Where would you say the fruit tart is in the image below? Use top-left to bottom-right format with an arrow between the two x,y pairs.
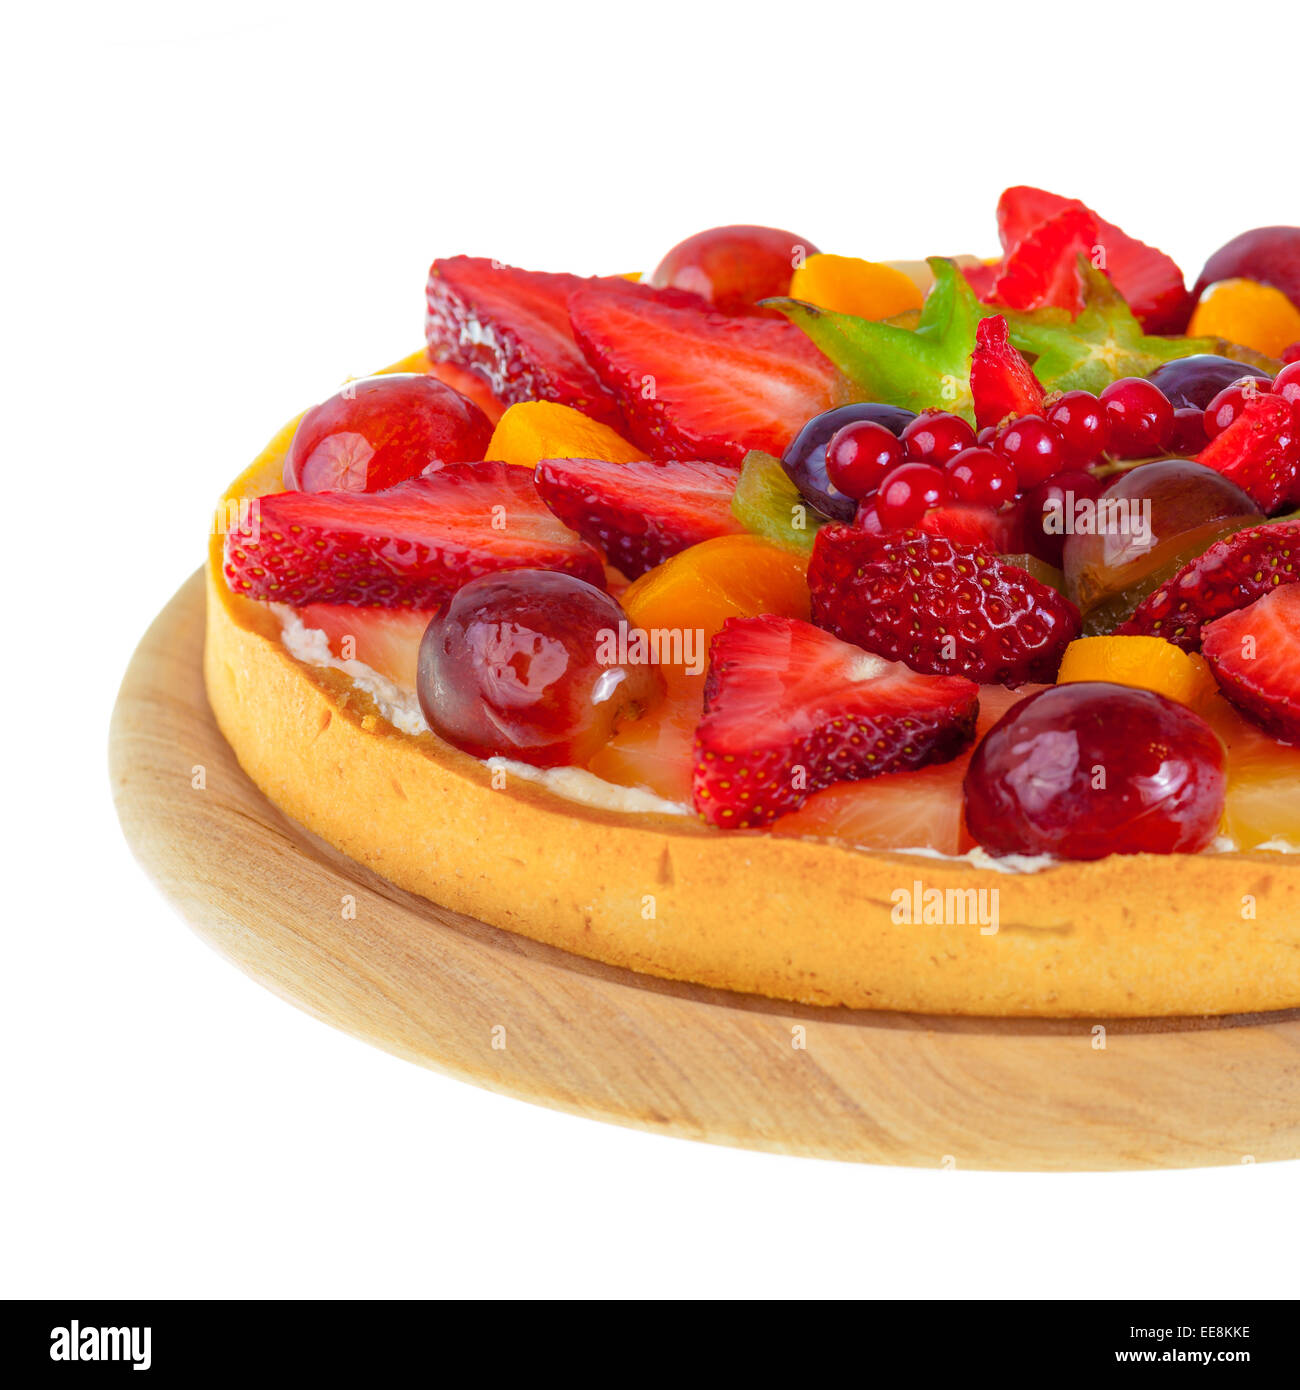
206,192 -> 1300,1017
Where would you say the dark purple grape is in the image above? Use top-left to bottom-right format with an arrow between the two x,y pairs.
782,403 -> 917,521
1146,355 -> 1272,410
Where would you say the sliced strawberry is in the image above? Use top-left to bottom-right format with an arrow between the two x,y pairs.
425,258 -> 699,428
809,527 -> 1081,685
918,502 -> 1027,553
424,358 -> 507,424
534,458 -> 744,578
692,615 -> 978,829
1195,394 -> 1300,514
983,186 -> 1193,333
223,463 -> 604,609
1118,520 -> 1300,652
568,290 -> 842,464
295,603 -> 435,688
1203,585 -> 1300,742
969,315 -> 1046,429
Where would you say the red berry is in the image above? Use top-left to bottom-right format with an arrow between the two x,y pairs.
1170,406 -> 1209,455
1283,343 -> 1300,365
995,414 -> 1064,487
1204,377 -> 1275,441
1018,468 -> 1104,568
1045,390 -> 1109,466
1271,359 -> 1300,410
1099,377 -> 1174,458
900,410 -> 977,465
963,684 -> 1226,860
875,463 -> 950,529
648,225 -> 819,315
824,420 -> 904,500
976,425 -> 999,447
944,447 -> 1018,508
853,499 -> 886,534
1202,585 -> 1300,742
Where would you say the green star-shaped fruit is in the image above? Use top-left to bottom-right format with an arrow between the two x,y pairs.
1000,263 -> 1217,394
765,257 -> 983,422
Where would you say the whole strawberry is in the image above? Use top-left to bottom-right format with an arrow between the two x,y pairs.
809,527 -> 1081,685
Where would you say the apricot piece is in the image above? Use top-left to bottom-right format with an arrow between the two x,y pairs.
486,400 -> 645,469
1056,636 -> 1218,710
788,254 -> 924,320
1188,279 -> 1300,359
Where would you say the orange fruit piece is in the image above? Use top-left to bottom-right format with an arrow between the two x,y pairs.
486,400 -> 645,469
1188,278 -> 1300,359
788,253 -> 923,320
587,672 -> 705,804
1056,635 -> 1217,709
621,535 -> 811,677
770,684 -> 1045,854
1200,695 -> 1300,850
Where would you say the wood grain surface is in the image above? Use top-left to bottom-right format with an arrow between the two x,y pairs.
108,571 -> 1300,1170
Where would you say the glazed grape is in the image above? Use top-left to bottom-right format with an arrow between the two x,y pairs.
875,463 -> 949,529
963,683 -> 1227,859
783,403 -> 917,521
996,414 -> 1065,487
1098,377 -> 1173,459
1204,377 -> 1274,440
284,374 -> 493,493
824,420 -> 904,500
648,224 -> 819,315
1169,407 -> 1210,455
417,570 -> 662,767
1045,391 -> 1109,467
944,447 -> 1018,508
900,411 -> 977,465
1145,354 -> 1272,410
1018,468 -> 1104,568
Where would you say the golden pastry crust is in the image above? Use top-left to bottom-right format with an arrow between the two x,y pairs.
203,361 -> 1300,1017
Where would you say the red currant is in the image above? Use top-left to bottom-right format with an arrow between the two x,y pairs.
1283,343 -> 1300,365
1204,377 -> 1274,440
1271,359 -> 1300,410
824,420 -> 904,500
944,447 -> 1018,508
899,410 -> 977,465
853,499 -> 886,534
1045,390 -> 1109,466
1018,469 -> 1104,568
875,463 -> 950,529
1098,377 -> 1174,459
1170,406 -> 1209,455
976,425 -> 999,448
995,414 -> 1064,488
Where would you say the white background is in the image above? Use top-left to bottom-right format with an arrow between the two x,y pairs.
3,1 -> 1298,1300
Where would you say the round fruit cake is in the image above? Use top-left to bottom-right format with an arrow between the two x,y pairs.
205,193 -> 1300,1017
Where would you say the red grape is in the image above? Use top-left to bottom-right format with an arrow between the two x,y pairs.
1169,407 -> 1209,455
963,683 -> 1226,859
649,224 -> 819,315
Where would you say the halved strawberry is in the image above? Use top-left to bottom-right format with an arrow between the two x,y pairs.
1202,584 -> 1300,741
1118,520 -> 1300,652
294,603 -> 435,689
918,502 -> 1027,553
979,186 -> 1193,333
969,315 -> 1046,429
692,615 -> 979,829
1195,394 -> 1300,514
223,463 -> 604,608
534,458 -> 744,578
568,290 -> 842,464
424,358 -> 507,424
809,527 -> 1081,685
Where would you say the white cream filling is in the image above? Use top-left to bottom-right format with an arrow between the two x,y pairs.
274,608 -> 1300,869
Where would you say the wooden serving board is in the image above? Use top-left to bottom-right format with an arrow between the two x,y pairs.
110,572 -> 1300,1171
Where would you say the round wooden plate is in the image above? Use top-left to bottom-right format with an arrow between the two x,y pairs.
110,571 -> 1300,1171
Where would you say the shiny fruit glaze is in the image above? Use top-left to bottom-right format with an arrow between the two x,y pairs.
417,570 -> 662,767
1098,377 -> 1173,459
782,402 -> 917,521
963,682 -> 1227,859
824,420 -> 904,500
283,374 -> 492,492
648,224 -> 819,315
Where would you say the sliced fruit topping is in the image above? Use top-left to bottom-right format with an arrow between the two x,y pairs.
692,615 -> 979,829
424,359 -> 507,424
534,457 -> 742,578
1201,694 -> 1300,850
487,400 -> 644,470
621,534 -> 810,679
787,254 -> 924,320
224,463 -> 604,609
1201,584 -> 1300,742
417,570 -> 662,768
1188,278 -> 1300,360
295,603 -> 436,690
1056,634 -> 1216,709
586,671 -> 704,805
768,257 -> 983,421
649,224 -> 818,315
970,316 -> 1046,429
782,402 -> 916,521
985,186 -> 1194,334
283,374 -> 492,493
809,528 -> 1081,685
730,449 -> 828,556
963,683 -> 1226,859
1195,393 -> 1299,514
769,682 -> 1042,854
568,289 -> 842,464
917,501 -> 1026,553
1117,519 -> 1300,651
